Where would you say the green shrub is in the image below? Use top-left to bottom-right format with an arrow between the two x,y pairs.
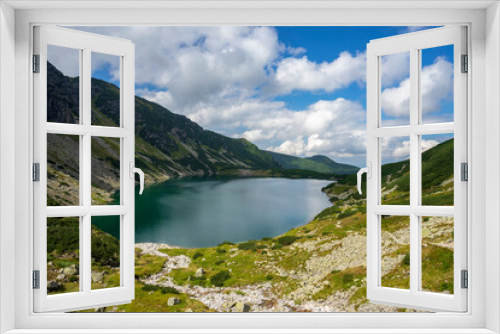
215,260 -> 225,265
211,270 -> 231,287
192,252 -> 203,260
216,248 -> 227,254
256,244 -> 267,249
68,275 -> 78,282
266,274 -> 274,281
271,244 -> 283,250
218,241 -> 235,246
261,251 -> 268,255
338,211 -> 356,219
343,273 -> 354,284
141,284 -> 161,292
277,236 -> 299,246
403,254 -> 410,266
331,270 -> 341,274
315,206 -> 342,220
237,241 -> 257,251
261,237 -> 272,241
161,287 -> 180,295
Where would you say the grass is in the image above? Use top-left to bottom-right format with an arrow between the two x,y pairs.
312,267 -> 366,301
421,244 -> 454,293
134,252 -> 167,278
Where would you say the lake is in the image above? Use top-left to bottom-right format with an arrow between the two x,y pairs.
93,177 -> 333,248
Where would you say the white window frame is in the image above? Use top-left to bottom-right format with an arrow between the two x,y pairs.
33,26 -> 136,312
0,1 -> 499,333
366,26 -> 467,312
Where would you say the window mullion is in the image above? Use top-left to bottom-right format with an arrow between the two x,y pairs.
82,48 -> 92,294
409,47 -> 420,294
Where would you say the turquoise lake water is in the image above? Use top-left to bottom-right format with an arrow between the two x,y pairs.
93,177 -> 332,248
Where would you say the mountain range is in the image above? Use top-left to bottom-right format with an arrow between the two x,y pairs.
46,61 -> 358,194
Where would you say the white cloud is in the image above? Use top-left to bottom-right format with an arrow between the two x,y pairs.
421,139 -> 440,152
47,45 -> 80,77
381,52 -> 410,87
381,57 -> 453,119
381,138 -> 441,163
286,46 -> 307,56
269,51 -> 366,95
271,136 -> 307,156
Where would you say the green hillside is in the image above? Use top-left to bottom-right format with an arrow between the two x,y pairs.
307,155 -> 359,174
324,138 -> 454,206
266,151 -> 358,175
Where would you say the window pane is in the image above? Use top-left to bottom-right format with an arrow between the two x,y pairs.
91,137 -> 120,205
421,216 -> 454,294
421,134 -> 454,206
380,51 -> 410,127
91,52 -> 121,127
47,45 -> 80,124
421,45 -> 454,124
47,134 -> 79,206
380,215 -> 410,290
91,215 -> 121,290
381,137 -> 410,205
47,217 -> 80,295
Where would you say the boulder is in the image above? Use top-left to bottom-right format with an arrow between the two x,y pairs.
56,274 -> 66,281
63,265 -> 78,276
195,268 -> 205,278
168,297 -> 181,306
47,280 -> 60,291
91,272 -> 104,283
231,302 -> 251,312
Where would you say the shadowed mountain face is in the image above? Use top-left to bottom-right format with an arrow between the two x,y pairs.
47,62 -> 282,183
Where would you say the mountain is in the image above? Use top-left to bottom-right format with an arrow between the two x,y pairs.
47,62 -> 280,180
266,151 -> 359,175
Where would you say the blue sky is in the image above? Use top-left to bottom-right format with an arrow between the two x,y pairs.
50,26 -> 455,167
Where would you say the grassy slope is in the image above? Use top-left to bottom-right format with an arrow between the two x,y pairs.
48,138 -> 454,312
101,140 -> 454,312
266,150 -> 358,175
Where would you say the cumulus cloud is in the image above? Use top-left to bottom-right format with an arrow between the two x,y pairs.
381,57 -> 453,119
381,52 -> 410,87
47,45 -> 80,77
381,138 -> 441,163
262,99 -> 367,159
269,51 -> 366,95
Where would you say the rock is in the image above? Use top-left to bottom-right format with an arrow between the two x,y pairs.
168,297 -> 181,306
47,280 -> 59,291
195,268 -> 205,278
185,308 -> 193,312
63,265 -> 78,276
231,302 -> 251,312
56,274 -> 66,281
91,272 -> 104,283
